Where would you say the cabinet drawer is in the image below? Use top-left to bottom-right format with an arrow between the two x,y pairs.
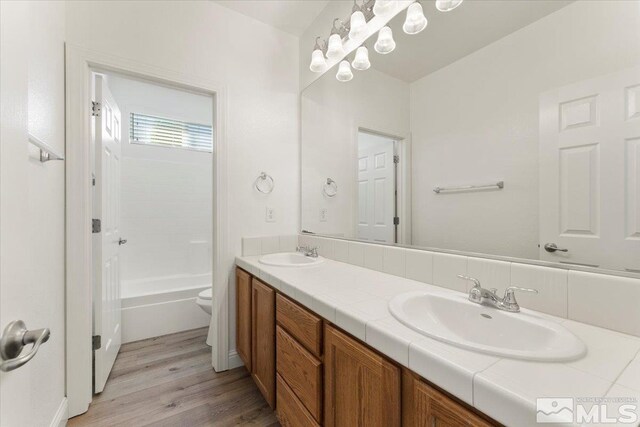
276,294 -> 322,357
276,374 -> 320,427
276,326 -> 323,423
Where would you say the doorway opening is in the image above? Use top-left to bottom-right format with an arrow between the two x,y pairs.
66,46 -> 229,418
356,129 -> 405,244
90,70 -> 215,394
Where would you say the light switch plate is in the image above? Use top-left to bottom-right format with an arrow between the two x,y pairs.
320,208 -> 328,222
266,206 -> 276,222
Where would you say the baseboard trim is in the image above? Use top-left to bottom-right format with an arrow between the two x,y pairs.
228,350 -> 244,369
50,397 -> 68,427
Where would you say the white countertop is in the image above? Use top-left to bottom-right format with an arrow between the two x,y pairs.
236,255 -> 640,427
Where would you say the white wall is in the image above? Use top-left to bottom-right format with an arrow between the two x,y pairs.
66,0 -> 300,356
106,74 -> 213,287
0,1 -> 67,426
410,0 -> 640,259
301,68 -> 409,236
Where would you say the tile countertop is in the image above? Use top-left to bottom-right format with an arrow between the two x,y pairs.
236,256 -> 640,427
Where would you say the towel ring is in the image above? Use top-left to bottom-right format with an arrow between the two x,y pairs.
255,172 -> 274,194
323,178 -> 338,197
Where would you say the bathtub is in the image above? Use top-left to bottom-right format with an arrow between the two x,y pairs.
121,273 -> 211,343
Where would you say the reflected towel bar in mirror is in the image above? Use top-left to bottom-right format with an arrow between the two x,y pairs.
433,181 -> 504,194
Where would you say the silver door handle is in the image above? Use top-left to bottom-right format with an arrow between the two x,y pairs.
119,238 -> 127,245
0,320 -> 50,372
544,243 -> 568,253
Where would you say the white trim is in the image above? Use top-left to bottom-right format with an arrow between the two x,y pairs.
228,350 -> 244,370
49,398 -> 68,427
65,44 -> 230,416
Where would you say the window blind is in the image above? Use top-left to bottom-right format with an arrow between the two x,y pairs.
130,112 -> 213,152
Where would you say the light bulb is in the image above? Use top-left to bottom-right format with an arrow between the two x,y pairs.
309,49 -> 327,73
352,46 -> 371,71
374,26 -> 396,55
349,10 -> 366,40
326,34 -> 345,59
403,2 -> 427,35
336,60 -> 353,82
373,0 -> 396,17
435,0 -> 463,12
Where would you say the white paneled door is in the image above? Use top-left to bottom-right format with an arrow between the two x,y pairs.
539,66 -> 640,271
357,132 -> 396,243
93,75 -> 123,393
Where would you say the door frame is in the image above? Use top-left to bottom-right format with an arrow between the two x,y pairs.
65,44 -> 230,417
354,127 -> 412,245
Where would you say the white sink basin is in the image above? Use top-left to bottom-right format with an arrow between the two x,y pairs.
259,252 -> 324,267
389,291 -> 586,362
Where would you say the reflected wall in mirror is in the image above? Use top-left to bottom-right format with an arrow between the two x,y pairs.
301,0 -> 640,273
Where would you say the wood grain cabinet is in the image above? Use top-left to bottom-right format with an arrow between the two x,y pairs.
236,265 -> 498,427
251,278 -> 276,408
324,324 -> 401,427
235,268 -> 252,371
402,370 -> 497,427
275,294 -> 324,424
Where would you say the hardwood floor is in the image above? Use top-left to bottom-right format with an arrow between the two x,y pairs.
69,328 -> 280,427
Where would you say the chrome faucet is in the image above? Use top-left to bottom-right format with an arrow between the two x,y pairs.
296,245 -> 319,258
457,275 -> 538,313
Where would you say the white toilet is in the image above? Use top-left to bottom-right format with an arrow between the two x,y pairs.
196,288 -> 214,346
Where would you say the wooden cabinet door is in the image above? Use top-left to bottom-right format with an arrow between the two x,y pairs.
402,370 -> 496,427
236,268 -> 252,371
252,278 -> 276,408
324,324 -> 401,427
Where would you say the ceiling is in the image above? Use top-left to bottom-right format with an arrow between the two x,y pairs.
367,0 -> 573,82
214,0 -> 330,36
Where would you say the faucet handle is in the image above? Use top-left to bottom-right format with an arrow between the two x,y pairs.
502,286 -> 538,312
457,275 -> 481,288
504,286 -> 538,298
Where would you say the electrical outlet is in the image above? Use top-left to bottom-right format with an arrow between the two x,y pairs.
266,206 -> 276,223
319,208 -> 328,222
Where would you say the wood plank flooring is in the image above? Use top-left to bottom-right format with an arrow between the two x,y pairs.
69,328 -> 279,427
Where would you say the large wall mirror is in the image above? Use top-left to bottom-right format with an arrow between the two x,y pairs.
301,0 -> 640,274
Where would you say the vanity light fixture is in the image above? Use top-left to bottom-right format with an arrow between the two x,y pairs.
336,60 -> 354,82
352,45 -> 371,70
403,1 -> 428,34
373,0 -> 397,17
326,19 -> 348,59
349,9 -> 367,40
374,26 -> 396,54
309,37 -> 328,73
435,0 -> 463,12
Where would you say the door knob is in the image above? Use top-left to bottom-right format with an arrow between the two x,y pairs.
118,238 -> 127,245
0,320 -> 50,372
544,243 -> 568,253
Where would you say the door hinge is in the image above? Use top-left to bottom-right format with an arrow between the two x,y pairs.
393,155 -> 400,164
91,101 -> 101,117
92,218 -> 101,233
92,335 -> 102,350
393,216 -> 400,225
92,173 -> 96,187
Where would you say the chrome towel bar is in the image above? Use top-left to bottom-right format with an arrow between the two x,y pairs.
29,133 -> 64,162
433,181 -> 504,194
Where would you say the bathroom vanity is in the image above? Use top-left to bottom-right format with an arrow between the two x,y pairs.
236,248 -> 640,427
237,265 -> 499,426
